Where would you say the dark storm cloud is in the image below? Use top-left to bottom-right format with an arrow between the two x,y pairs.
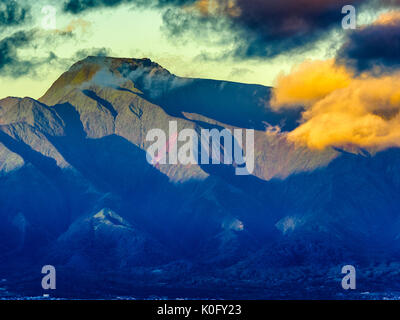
159,0 -> 379,59
160,0 -> 380,59
63,0 -> 196,14
337,21 -> 400,73
227,0 -> 369,58
0,0 -> 30,27
228,0 -> 400,62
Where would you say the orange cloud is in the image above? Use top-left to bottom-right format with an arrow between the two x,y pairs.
193,0 -> 241,17
374,10 -> 400,25
55,19 -> 91,35
272,60 -> 400,150
271,59 -> 352,109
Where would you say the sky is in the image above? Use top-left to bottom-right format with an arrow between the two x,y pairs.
0,0 -> 381,100
2,0 -> 400,150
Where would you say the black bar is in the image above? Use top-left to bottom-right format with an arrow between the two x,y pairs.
1,300 -> 397,318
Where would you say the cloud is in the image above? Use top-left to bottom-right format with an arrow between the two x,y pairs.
159,0 -> 380,59
337,11 -> 400,73
79,66 -> 126,90
0,30 -> 37,77
222,0 -> 368,58
373,10 -> 400,24
63,0 -> 127,14
271,59 -> 352,109
269,10 -> 400,151
271,60 -> 400,150
62,0 -> 196,14
59,0 -> 400,62
0,0 -> 30,27
228,67 -> 253,78
289,73 -> 400,150
61,0 -> 400,59
161,5 -> 234,50
123,64 -> 193,98
73,47 -> 111,60
0,28 -> 75,78
158,0 -> 400,60
54,18 -> 91,34
0,8 -> 97,79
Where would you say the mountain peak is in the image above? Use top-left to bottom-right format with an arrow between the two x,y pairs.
39,55 -> 172,105
93,208 -> 131,228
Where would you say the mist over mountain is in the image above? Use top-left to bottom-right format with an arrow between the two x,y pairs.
1,56 -> 400,299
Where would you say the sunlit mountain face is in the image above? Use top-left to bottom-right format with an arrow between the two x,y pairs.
2,1 -> 400,299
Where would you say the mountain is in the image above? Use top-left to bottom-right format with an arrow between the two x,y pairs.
1,56 -> 400,299
52,208 -> 171,270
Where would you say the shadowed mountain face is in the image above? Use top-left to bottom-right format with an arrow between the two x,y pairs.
1,56 -> 400,299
